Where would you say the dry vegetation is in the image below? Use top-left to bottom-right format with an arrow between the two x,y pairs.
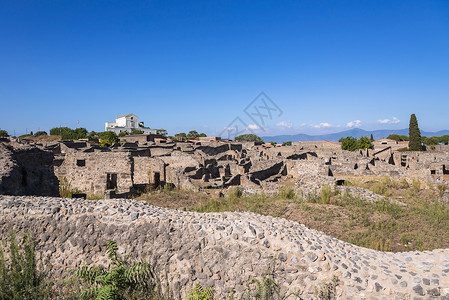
138,177 -> 449,253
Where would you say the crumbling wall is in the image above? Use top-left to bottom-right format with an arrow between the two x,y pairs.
0,143 -> 58,196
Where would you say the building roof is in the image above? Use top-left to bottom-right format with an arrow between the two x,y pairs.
117,113 -> 134,119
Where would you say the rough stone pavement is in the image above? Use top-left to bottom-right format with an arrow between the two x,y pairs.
0,195 -> 448,299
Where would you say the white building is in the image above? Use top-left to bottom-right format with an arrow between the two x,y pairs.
105,113 -> 161,135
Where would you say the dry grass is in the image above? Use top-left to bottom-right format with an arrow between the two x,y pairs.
136,178 -> 449,252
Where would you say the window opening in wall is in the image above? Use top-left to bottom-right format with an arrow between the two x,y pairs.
76,159 -> 86,167
107,173 -> 118,190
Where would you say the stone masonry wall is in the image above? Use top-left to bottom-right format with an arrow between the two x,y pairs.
1,195 -> 448,300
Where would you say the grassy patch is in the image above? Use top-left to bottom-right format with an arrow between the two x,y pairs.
138,176 -> 449,252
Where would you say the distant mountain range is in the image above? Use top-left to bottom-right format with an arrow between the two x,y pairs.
261,128 -> 449,143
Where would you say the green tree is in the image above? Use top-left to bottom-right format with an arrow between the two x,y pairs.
440,135 -> 449,145
198,133 -> 207,137
174,132 -> 187,141
269,141 -> 276,146
88,131 -> 98,139
118,131 -> 128,137
0,130 -> 9,137
234,134 -> 264,143
49,127 -> 88,140
187,130 -> 200,140
99,131 -> 119,147
356,136 -> 372,150
370,133 -> 374,142
425,136 -> 440,146
400,135 -> 409,141
282,141 -> 292,146
408,114 -> 422,151
74,128 -> 88,139
339,136 -> 358,151
156,129 -> 167,136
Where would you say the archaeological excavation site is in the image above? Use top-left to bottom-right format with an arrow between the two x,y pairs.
1,134 -> 449,299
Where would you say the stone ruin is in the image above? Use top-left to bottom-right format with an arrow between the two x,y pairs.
2,137 -> 449,299
1,137 -> 449,198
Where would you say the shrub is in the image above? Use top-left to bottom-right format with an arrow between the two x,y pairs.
0,233 -> 53,299
186,284 -> 213,300
118,131 -> 128,137
320,185 -> 332,204
438,184 -> 447,197
279,186 -> 295,199
74,240 -> 156,300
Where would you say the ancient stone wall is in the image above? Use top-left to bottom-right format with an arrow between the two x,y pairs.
0,143 -> 58,196
54,150 -> 134,195
1,195 -> 448,299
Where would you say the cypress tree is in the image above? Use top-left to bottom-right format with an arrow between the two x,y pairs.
408,113 -> 422,151
370,133 -> 374,142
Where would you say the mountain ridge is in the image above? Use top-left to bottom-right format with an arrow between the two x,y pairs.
261,128 -> 449,143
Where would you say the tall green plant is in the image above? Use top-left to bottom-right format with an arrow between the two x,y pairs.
408,114 -> 422,151
74,240 -> 156,300
0,233 -> 52,300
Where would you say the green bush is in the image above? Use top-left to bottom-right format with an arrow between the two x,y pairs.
74,240 -> 157,300
186,284 -> 213,300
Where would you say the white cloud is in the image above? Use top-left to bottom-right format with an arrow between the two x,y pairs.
300,123 -> 307,127
312,122 -> 332,128
247,124 -> 260,130
276,121 -> 293,128
346,120 -> 362,128
378,117 -> 400,124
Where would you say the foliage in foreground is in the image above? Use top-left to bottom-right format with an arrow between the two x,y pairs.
74,240 -> 157,300
0,233 -> 52,300
186,284 -> 213,300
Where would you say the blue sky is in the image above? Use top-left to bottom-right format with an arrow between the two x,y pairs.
1,1 -> 448,137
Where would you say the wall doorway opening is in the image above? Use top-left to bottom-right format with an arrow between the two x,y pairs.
153,172 -> 160,188
107,173 -> 118,190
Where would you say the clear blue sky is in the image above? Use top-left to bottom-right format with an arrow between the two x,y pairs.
1,1 -> 448,137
